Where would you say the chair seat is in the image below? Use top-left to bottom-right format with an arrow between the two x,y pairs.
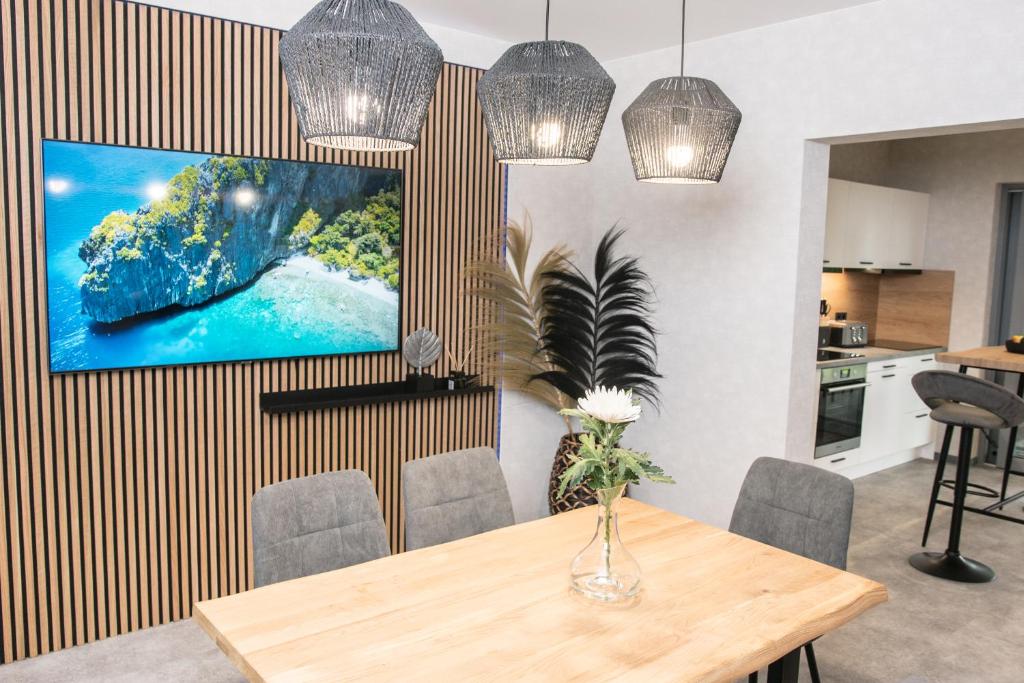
930,402 -> 1007,429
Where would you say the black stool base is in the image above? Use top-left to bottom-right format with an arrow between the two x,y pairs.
909,551 -> 995,583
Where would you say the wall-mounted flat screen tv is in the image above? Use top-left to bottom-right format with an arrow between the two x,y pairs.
43,140 -> 402,373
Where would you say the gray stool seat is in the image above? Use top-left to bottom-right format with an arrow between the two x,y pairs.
913,370 -> 1024,429
930,403 -> 1006,430
402,447 -> 514,551
252,470 -> 390,588
911,370 -> 1024,583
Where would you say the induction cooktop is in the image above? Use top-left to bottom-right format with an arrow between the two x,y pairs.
817,350 -> 866,362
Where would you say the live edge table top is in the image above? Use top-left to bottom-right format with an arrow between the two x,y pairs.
194,499 -> 887,683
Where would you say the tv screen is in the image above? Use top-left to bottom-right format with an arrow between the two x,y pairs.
42,140 -> 402,373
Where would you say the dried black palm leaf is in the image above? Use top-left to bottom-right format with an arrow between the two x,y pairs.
533,227 -> 661,407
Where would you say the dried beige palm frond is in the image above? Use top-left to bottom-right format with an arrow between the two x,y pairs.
464,216 -> 573,431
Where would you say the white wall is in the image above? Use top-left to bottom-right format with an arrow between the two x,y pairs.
506,0 -> 1024,527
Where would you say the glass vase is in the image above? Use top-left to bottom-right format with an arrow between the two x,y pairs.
569,484 -> 641,603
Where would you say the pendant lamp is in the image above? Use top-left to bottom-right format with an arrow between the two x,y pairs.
622,0 -> 741,183
477,0 -> 615,165
280,0 -> 443,152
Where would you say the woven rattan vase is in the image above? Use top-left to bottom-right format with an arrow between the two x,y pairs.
548,433 -> 599,514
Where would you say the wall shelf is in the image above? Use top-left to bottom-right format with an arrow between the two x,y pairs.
260,379 -> 494,414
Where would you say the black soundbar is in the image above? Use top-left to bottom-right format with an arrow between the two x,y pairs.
260,379 -> 494,414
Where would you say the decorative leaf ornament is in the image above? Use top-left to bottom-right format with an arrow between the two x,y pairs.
403,328 -> 442,374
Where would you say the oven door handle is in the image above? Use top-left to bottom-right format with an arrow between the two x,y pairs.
825,382 -> 869,394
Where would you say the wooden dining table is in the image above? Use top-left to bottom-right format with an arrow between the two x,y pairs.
195,499 -> 887,682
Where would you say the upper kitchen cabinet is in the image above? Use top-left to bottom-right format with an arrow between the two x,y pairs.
824,179 -> 930,270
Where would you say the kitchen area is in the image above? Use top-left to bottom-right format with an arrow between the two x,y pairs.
812,129 -> 1024,490
813,174 -> 953,477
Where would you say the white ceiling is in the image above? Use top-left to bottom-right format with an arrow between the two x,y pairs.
403,0 -> 880,61
150,0 -> 880,61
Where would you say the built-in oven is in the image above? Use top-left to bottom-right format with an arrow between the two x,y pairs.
815,363 -> 868,459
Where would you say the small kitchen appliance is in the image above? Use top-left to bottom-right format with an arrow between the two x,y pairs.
829,319 -> 869,348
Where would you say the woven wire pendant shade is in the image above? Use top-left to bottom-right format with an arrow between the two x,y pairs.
477,40 -> 615,165
622,76 -> 741,184
279,0 -> 443,152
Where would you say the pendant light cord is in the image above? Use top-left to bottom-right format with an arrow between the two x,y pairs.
545,0 -> 551,41
680,0 -> 686,76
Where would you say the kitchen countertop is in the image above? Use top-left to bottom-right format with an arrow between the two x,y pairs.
816,344 -> 946,369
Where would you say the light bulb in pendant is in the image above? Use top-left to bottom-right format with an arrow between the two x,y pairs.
665,145 -> 694,168
533,121 -> 562,149
345,93 -> 369,124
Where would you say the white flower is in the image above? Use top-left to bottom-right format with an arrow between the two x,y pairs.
577,386 -> 642,424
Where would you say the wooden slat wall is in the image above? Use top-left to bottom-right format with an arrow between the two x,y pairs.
0,0 -> 503,663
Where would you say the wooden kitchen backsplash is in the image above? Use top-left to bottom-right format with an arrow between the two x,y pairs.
820,271 -> 881,332
820,270 -> 954,347
876,271 -> 955,346
0,0 -> 504,663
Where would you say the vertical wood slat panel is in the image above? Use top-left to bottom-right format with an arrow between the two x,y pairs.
0,0 -> 502,664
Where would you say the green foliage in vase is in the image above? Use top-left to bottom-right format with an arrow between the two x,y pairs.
557,387 -> 674,496
556,415 -> 674,495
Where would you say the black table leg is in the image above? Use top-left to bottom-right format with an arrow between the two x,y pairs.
766,648 -> 801,683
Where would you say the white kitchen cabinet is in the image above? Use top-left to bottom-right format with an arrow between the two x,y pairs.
823,179 -> 930,270
826,354 -> 937,477
823,179 -> 851,268
860,366 -> 904,456
888,190 -> 930,269
896,354 -> 937,414
845,182 -> 894,268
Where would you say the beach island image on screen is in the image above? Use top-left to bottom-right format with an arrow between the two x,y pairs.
43,141 -> 402,372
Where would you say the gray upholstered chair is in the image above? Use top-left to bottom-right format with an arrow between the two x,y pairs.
402,446 -> 515,551
730,456 -> 855,683
251,470 -> 390,588
912,370 -> 1024,583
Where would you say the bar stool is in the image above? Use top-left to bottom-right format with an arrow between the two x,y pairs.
911,370 -> 1024,583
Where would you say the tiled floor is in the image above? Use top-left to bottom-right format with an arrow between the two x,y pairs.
1,459 -> 1022,682
803,459 -> 1024,682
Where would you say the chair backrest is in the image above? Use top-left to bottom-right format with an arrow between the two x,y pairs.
912,370 -> 1024,429
251,469 -> 390,588
729,457 -> 854,570
402,447 -> 514,551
